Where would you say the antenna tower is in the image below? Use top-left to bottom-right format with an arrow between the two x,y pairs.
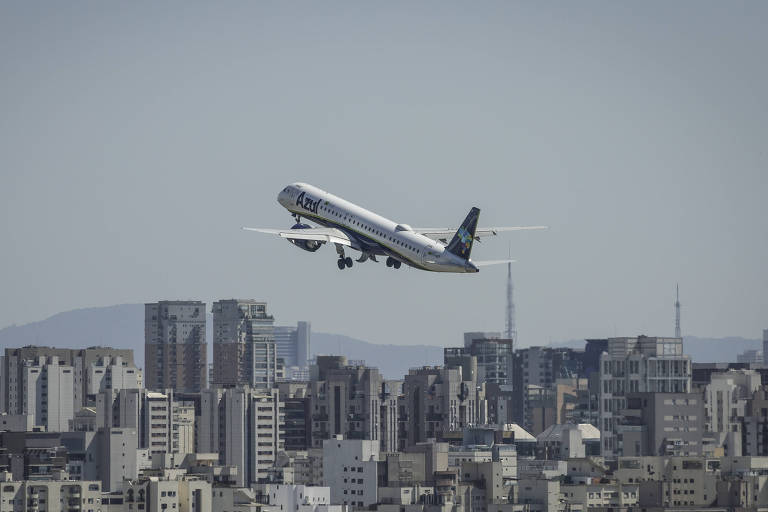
674,284 -> 681,338
505,260 -> 517,347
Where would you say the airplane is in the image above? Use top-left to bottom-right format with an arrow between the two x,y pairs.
244,182 -> 546,273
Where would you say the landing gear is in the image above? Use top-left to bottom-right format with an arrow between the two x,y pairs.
336,243 -> 354,270
386,257 -> 401,269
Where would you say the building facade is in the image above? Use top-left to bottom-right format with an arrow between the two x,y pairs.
199,386 -> 283,486
599,336 -> 692,458
309,356 -> 383,449
274,321 -> 311,370
144,301 -> 207,392
402,365 -> 479,448
1,346 -> 138,418
212,299 -> 280,389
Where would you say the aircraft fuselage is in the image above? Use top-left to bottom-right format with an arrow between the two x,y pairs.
277,183 -> 477,273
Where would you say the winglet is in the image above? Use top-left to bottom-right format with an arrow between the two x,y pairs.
243,227 -> 281,234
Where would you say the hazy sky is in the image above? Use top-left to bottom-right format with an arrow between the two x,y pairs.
1,2 -> 766,349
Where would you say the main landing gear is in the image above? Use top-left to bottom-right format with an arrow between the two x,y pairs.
337,256 -> 353,270
335,244 -> 353,270
386,257 -> 401,269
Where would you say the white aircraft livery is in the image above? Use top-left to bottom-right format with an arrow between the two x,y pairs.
244,183 -> 546,273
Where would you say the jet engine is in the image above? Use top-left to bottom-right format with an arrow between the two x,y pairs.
287,223 -> 324,252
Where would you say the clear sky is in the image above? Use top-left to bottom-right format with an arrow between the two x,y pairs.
1,1 -> 766,348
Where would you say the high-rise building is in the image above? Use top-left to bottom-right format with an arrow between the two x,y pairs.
322,437 -> 380,507
704,369 -> 761,456
199,386 -> 283,486
95,388 -> 195,460
379,380 -> 402,453
459,333 -> 514,386
309,356 -> 383,449
599,336 -> 691,458
445,333 -> 513,427
737,349 -> 763,364
743,387 -> 768,455
618,392 -> 704,457
464,332 -> 501,346
675,284 -> 682,338
2,346 -> 138,415
763,329 -> 768,366
21,356 -> 75,431
212,299 -> 280,389
85,355 -> 142,396
277,381 -> 311,452
402,364 -> 479,447
144,301 -> 207,392
100,427 -> 140,491
274,321 -> 311,370
511,346 -> 584,430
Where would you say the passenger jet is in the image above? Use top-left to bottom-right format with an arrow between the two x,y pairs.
244,183 -> 546,273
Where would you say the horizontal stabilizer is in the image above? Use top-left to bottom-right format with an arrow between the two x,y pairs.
472,259 -> 516,267
417,225 -> 548,242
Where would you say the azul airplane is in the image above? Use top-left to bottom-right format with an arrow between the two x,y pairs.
244,183 -> 546,273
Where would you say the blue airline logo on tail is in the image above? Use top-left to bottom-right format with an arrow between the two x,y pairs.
457,227 -> 472,246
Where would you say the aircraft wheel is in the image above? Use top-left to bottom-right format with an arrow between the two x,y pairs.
337,259 -> 346,270
393,260 -> 401,269
386,258 -> 393,267
345,257 -> 353,268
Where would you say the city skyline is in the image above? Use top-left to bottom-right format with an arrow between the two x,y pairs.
1,287 -> 767,510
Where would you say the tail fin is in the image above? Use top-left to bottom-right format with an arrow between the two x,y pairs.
445,207 -> 480,260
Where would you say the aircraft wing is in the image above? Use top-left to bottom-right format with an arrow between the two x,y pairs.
242,227 -> 352,246
415,226 -> 548,242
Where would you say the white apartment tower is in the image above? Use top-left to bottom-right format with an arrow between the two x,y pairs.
21,356 -> 75,432
96,388 -> 195,459
2,346 -> 138,416
86,355 -> 142,395
199,386 -> 283,486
